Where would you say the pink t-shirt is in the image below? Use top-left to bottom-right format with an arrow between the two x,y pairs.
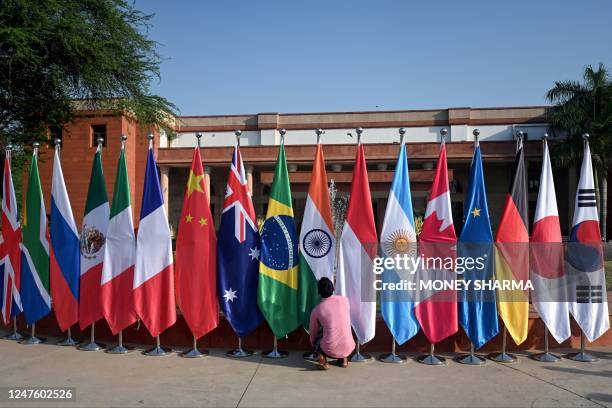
309,295 -> 356,358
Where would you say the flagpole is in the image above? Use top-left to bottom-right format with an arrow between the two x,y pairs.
533,326 -> 561,362
264,336 -> 288,359
141,132 -> 172,358
2,145 -> 23,342
457,129 -> 487,365
52,139 -> 78,347
417,128 -> 448,366
489,131 -> 523,364
181,335 -> 209,358
262,129 -> 291,360
78,323 -> 104,351
4,317 -> 24,340
106,330 -> 131,354
20,322 -> 44,344
379,128 -> 408,365
566,133 -> 600,363
79,138 -> 106,350
223,128 -> 257,359
227,336 -> 254,358
20,143 -> 46,345
302,128 -> 326,362
348,127 -> 373,363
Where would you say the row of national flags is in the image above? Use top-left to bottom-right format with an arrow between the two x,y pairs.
1,136 -> 609,350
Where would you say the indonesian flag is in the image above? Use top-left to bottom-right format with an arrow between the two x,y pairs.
79,145 -> 109,329
297,142 -> 335,329
567,141 -> 609,342
50,148 -> 80,332
495,144 -> 529,345
530,139 -> 570,343
416,142 -> 458,344
175,147 -> 218,339
133,146 -> 176,337
1,153 -> 22,324
336,144 -> 377,345
100,146 -> 138,334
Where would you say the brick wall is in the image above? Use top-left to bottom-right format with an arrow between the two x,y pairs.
33,112 -> 159,229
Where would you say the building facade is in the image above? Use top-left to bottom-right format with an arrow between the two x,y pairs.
36,106 -> 589,242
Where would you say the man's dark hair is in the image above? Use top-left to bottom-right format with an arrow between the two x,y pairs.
317,277 -> 334,298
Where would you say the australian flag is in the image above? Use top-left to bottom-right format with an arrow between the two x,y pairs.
217,145 -> 264,337
458,144 -> 499,349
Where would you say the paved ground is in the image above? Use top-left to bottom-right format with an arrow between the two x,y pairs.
0,333 -> 610,408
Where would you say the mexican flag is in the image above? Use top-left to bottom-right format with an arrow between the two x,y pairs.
100,147 -> 138,334
258,143 -> 300,338
79,144 -> 110,329
298,143 -> 335,329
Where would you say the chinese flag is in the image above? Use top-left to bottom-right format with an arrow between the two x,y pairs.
175,147 -> 219,339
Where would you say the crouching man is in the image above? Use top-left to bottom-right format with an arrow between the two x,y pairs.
309,277 -> 356,370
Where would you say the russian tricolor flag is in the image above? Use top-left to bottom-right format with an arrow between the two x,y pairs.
50,148 -> 80,332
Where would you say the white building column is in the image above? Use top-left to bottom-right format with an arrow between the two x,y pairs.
160,166 -> 170,213
246,164 -> 254,194
204,166 -> 212,200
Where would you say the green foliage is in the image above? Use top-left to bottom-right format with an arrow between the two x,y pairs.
0,0 -> 177,151
546,63 -> 612,175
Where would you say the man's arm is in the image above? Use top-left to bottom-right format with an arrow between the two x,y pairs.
309,308 -> 320,346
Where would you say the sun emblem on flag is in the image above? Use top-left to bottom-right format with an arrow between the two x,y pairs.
302,229 -> 332,258
383,229 -> 416,257
80,225 -> 106,259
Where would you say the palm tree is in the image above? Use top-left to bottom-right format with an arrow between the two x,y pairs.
547,63 -> 612,240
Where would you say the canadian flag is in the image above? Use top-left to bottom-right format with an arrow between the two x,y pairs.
415,142 -> 458,344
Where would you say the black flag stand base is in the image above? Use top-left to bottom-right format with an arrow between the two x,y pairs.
263,337 -> 288,359
532,327 -> 561,362
19,323 -> 45,345
78,323 -> 104,351
489,327 -> 517,363
106,331 -> 131,354
181,336 -> 209,358
144,335 -> 171,356
379,339 -> 406,364
350,343 -> 372,362
3,317 -> 24,340
457,343 -> 486,365
56,327 -> 78,346
566,333 -> 599,363
418,343 -> 445,365
227,337 -> 253,358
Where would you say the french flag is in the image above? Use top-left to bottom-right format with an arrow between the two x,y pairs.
50,148 -> 80,332
133,144 -> 176,338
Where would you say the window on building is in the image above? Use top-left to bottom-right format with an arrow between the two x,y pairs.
91,124 -> 107,147
49,125 -> 63,144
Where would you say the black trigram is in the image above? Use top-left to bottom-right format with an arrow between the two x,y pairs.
578,188 -> 597,207
576,285 -> 603,303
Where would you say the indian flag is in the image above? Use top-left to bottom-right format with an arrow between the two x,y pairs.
298,143 -> 335,329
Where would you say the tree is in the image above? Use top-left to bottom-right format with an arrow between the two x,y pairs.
0,0 -> 177,149
546,63 -> 612,240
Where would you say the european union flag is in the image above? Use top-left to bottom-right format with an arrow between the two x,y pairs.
458,145 -> 499,349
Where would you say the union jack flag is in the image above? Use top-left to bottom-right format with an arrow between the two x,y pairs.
222,146 -> 256,242
2,154 -> 23,324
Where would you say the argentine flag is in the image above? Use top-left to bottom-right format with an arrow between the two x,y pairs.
380,142 -> 420,345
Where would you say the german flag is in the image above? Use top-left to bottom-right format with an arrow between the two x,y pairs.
494,143 -> 530,345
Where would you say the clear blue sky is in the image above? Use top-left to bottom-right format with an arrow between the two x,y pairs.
135,0 -> 612,116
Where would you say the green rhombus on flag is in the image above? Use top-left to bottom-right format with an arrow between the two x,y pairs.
258,143 -> 300,338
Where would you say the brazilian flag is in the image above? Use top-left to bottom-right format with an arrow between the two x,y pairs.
258,143 -> 300,338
